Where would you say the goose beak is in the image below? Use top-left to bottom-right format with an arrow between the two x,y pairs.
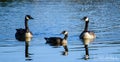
81,18 -> 84,20
60,31 -> 64,34
60,32 -> 63,34
30,17 -> 34,19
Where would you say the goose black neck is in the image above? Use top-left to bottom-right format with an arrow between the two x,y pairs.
25,19 -> 29,32
85,45 -> 89,56
84,21 -> 89,32
64,34 -> 68,40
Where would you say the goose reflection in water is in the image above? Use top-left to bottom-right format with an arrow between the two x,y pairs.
25,38 -> 33,61
44,31 -> 69,56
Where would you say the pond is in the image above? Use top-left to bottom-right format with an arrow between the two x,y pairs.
0,0 -> 120,62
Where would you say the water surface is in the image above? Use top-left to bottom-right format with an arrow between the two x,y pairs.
0,0 -> 120,62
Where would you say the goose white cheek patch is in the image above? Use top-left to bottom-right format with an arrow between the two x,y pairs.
85,18 -> 89,21
64,32 -> 68,35
26,17 -> 29,20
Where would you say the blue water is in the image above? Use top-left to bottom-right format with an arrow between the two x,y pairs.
0,0 -> 120,62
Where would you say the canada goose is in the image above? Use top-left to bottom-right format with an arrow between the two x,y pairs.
15,15 -> 33,41
44,31 -> 68,55
80,17 -> 96,59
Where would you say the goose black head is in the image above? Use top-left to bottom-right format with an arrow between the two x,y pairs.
61,31 -> 68,35
25,15 -> 34,20
82,16 -> 89,22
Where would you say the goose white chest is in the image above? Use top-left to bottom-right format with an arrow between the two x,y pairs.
25,32 -> 32,38
83,32 -> 94,39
